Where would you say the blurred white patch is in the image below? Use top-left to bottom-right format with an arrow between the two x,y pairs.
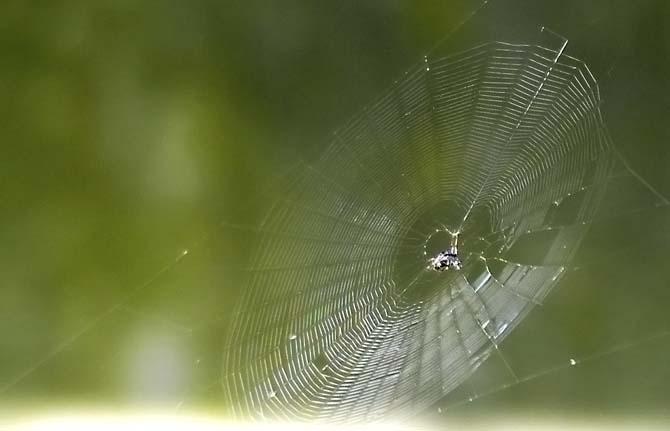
5,412 -> 420,431
121,325 -> 192,403
5,412 -> 670,431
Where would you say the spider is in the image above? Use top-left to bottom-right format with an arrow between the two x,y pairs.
428,233 -> 461,271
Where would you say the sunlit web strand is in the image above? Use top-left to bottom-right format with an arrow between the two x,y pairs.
439,329 -> 670,413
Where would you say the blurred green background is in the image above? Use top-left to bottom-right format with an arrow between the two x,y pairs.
1,0 -> 669,424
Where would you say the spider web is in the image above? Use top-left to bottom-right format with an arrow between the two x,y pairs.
220,38 -> 665,423
2,3 -> 669,427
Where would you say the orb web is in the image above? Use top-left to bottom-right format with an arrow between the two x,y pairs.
222,41 -> 616,422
